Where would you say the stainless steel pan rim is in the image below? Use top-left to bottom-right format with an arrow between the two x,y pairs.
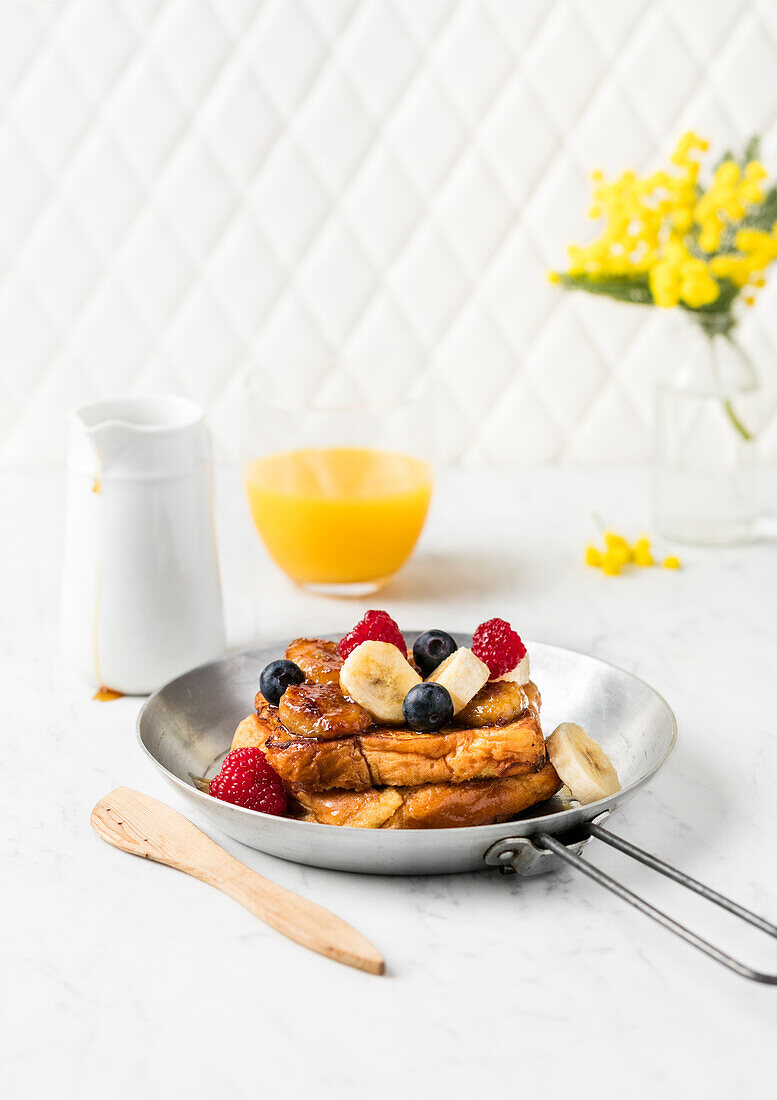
136,634 -> 777,983
136,635 -> 677,828
136,634 -> 676,851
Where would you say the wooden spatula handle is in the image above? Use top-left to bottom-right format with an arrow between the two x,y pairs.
91,787 -> 384,975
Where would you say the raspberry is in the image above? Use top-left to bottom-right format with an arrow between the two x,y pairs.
472,618 -> 526,679
338,610 -> 406,660
208,748 -> 287,815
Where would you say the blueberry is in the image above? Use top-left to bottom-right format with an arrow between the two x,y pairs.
259,659 -> 304,706
412,630 -> 458,677
403,682 -> 454,732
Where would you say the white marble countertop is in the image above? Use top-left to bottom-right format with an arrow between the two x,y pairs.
2,466 -> 776,1098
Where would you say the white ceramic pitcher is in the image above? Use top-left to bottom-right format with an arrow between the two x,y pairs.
61,396 -> 226,694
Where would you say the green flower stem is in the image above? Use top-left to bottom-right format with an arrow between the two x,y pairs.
556,275 -> 757,442
723,399 -> 753,442
717,330 -> 755,442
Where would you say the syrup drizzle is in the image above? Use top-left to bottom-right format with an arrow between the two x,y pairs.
93,686 -> 124,702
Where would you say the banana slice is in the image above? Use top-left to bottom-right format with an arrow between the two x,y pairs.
545,723 -> 620,805
427,647 -> 489,714
495,653 -> 531,686
455,680 -> 528,727
339,640 -> 421,724
285,637 -> 343,685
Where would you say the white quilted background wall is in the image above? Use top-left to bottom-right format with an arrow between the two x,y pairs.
2,0 -> 777,467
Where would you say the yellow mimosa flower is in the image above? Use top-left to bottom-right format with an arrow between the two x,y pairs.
554,133 -> 775,317
714,160 -> 740,188
673,207 -> 694,232
745,161 -> 767,181
629,535 -> 653,566
603,532 -> 631,565
601,551 -> 622,576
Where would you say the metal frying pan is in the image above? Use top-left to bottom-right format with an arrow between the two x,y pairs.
137,635 -> 776,983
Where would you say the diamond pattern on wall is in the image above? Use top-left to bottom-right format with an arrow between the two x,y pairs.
1,0 -> 776,467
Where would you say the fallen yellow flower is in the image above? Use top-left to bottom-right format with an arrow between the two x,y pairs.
632,536 -> 654,566
603,531 -> 631,565
601,550 -> 622,576
585,531 -> 680,576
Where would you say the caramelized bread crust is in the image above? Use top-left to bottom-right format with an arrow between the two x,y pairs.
285,638 -> 343,684
457,680 -> 540,727
232,709 -> 371,790
262,708 -> 546,791
293,761 -> 561,829
278,682 -> 372,739
232,709 -> 283,750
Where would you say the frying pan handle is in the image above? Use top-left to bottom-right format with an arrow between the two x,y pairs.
487,824 -> 777,985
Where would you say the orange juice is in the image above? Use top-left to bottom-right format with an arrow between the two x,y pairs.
245,447 -> 433,585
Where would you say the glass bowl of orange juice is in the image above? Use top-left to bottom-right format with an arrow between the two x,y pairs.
243,367 -> 433,596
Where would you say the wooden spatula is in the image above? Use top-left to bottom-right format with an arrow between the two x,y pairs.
91,787 -> 384,975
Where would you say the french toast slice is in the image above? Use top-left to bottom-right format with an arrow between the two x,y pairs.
231,700 -> 547,791
291,761 -> 561,829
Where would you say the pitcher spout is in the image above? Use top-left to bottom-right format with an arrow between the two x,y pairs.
67,395 -> 206,477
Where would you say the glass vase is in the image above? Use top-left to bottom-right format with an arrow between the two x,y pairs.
652,312 -> 758,546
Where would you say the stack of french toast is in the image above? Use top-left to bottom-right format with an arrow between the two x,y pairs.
224,613 -> 620,829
